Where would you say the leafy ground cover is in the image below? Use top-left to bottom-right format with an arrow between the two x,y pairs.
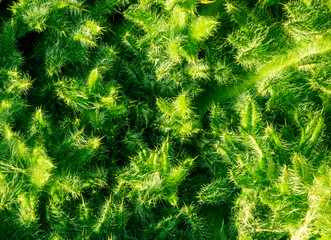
0,0 -> 330,239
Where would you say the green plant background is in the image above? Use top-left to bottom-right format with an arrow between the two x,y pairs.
0,0 -> 330,239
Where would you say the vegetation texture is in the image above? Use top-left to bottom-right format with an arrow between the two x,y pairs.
0,0 -> 330,239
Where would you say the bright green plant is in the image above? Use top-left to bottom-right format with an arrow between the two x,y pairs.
0,0 -> 330,239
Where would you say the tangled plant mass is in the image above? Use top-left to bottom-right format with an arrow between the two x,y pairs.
0,0 -> 330,239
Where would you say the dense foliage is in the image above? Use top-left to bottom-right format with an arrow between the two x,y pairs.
0,0 -> 330,239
